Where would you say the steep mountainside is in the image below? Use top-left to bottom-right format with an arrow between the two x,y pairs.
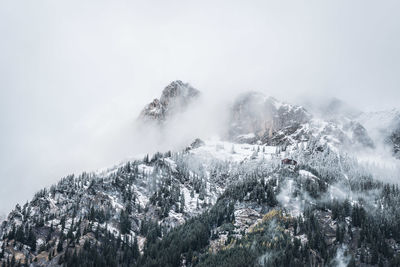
1,139 -> 400,266
1,83 -> 400,267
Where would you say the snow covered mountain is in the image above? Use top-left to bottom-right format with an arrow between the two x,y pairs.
1,82 -> 400,267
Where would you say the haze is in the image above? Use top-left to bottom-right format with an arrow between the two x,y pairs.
1,0 -> 400,215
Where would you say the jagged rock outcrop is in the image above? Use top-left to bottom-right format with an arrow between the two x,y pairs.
139,80 -> 200,124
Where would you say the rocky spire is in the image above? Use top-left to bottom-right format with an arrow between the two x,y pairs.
139,80 -> 200,123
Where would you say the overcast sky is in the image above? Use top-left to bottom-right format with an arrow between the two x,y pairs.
0,0 -> 399,214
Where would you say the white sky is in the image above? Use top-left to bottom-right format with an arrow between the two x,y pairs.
0,0 -> 399,214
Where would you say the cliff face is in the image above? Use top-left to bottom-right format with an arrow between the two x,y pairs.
228,92 -> 311,145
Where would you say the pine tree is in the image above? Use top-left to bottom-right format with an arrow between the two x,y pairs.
27,228 -> 37,252
143,154 -> 149,164
266,187 -> 278,207
8,225 -> 16,240
132,236 -> 139,259
180,193 -> 185,213
15,226 -> 24,243
10,255 -> 15,267
57,236 -> 64,253
119,209 -> 131,235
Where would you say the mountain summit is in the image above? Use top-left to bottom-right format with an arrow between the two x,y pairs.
139,80 -> 200,123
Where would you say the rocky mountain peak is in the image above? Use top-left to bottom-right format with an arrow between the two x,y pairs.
159,80 -> 199,105
139,80 -> 200,123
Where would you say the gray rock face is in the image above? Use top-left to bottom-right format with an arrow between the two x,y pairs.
344,121 -> 375,148
139,80 -> 200,123
228,92 -> 311,145
387,119 -> 400,159
390,131 -> 400,158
